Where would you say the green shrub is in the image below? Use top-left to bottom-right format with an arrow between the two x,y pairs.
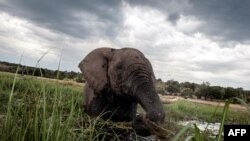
181,88 -> 194,98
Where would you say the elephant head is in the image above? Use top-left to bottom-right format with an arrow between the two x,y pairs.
79,47 -> 165,125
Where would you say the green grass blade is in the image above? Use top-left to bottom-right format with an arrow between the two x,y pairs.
194,124 -> 204,141
172,123 -> 192,141
5,53 -> 23,128
21,119 -> 32,141
184,135 -> 194,141
217,98 -> 232,141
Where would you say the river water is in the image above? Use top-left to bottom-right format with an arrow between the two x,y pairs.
178,120 -> 221,135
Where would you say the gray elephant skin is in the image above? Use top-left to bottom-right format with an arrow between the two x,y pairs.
79,47 -> 165,135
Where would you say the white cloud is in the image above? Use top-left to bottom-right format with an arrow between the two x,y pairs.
0,11 -> 122,71
115,3 -> 250,89
0,12 -> 58,61
0,1 -> 249,90
176,15 -> 203,33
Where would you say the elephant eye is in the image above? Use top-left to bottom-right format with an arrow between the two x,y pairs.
102,64 -> 106,68
117,64 -> 123,69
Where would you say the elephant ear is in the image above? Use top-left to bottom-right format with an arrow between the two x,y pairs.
79,48 -> 114,94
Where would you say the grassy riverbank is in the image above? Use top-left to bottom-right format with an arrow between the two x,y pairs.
164,100 -> 250,124
0,71 -> 249,140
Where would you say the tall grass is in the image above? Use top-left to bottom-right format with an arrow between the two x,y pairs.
0,70 -> 81,141
1,71 -> 250,141
0,72 -> 134,141
0,51 -> 81,140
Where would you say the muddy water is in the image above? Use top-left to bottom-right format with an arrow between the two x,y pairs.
178,120 -> 220,135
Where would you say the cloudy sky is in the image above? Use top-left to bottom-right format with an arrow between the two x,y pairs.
0,0 -> 250,90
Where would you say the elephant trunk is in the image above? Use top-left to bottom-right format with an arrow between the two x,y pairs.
122,64 -> 165,123
135,81 -> 165,123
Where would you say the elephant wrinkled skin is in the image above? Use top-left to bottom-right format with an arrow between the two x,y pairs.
79,47 -> 165,136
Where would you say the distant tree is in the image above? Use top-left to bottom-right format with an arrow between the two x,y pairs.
181,88 -> 193,98
58,71 -> 67,80
75,74 -> 85,83
66,71 -> 77,79
166,80 -> 180,93
195,82 -> 210,99
224,87 -> 238,99
180,82 -> 196,91
155,80 -> 167,94
33,69 -> 40,76
237,87 -> 244,98
157,78 -> 162,82
245,90 -> 250,103
208,86 -> 225,99
54,70 -> 60,79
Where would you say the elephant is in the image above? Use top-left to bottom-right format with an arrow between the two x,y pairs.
79,47 -> 165,135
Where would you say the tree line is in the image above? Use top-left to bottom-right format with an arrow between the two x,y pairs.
156,79 -> 250,104
0,61 -> 85,83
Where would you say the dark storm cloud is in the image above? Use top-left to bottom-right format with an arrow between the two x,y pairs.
0,0 -> 123,39
127,0 -> 250,42
2,0 -> 249,41
126,0 -> 190,23
188,0 -> 250,42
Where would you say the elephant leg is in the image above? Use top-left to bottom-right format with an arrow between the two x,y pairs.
83,83 -> 93,113
84,83 -> 108,115
105,96 -> 137,122
84,83 -> 137,121
88,94 -> 109,116
84,83 -> 114,118
90,95 -> 137,122
85,89 -> 136,121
